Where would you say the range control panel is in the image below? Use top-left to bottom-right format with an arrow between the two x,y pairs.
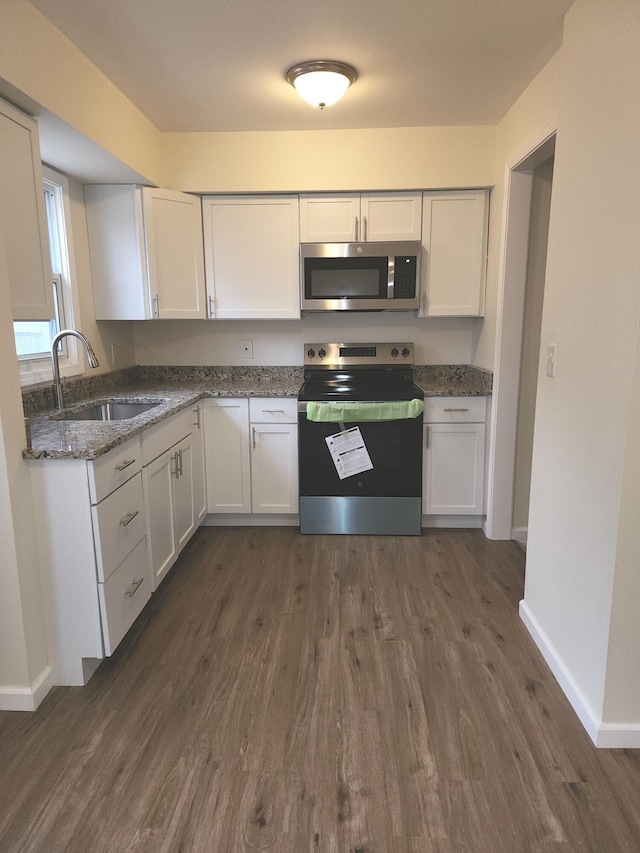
304,342 -> 414,367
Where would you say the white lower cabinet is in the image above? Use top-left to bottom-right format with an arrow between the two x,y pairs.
249,398 -> 298,513
142,410 -> 195,590
204,398 -> 252,513
29,435 -> 151,685
204,397 -> 298,518
29,406 -> 207,687
423,397 -> 487,516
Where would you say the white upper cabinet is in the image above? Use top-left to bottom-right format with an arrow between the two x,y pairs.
0,98 -> 53,321
202,194 -> 300,319
420,189 -> 489,317
85,185 -> 206,320
300,192 -> 422,242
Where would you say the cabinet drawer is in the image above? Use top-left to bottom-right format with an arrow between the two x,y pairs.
424,397 -> 486,423
88,435 -> 142,503
249,397 -> 297,423
98,537 -> 150,655
92,473 -> 146,582
142,408 -> 192,466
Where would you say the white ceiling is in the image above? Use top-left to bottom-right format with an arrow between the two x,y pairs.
29,0 -> 573,133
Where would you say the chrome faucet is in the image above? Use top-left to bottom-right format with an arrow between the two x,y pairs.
51,329 -> 100,411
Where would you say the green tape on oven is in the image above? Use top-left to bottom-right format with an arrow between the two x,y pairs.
305,399 -> 424,422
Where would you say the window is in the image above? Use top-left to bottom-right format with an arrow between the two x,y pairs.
13,166 -> 80,384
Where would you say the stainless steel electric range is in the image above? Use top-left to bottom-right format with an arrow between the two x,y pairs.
298,342 -> 425,535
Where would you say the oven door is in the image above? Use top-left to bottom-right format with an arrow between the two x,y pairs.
298,410 -> 424,534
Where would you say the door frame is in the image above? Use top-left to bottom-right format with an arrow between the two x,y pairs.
484,126 -> 556,540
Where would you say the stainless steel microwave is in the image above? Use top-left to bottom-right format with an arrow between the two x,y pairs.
300,241 -> 421,311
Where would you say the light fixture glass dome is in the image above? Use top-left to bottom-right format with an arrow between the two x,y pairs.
286,61 -> 358,109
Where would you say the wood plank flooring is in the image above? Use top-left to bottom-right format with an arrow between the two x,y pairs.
2,527 -> 640,852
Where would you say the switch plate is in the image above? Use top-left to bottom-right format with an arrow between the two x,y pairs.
546,343 -> 557,378
241,339 -> 253,359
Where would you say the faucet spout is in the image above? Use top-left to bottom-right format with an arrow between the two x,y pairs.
51,329 -> 100,412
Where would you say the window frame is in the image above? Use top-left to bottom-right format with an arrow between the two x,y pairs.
15,166 -> 82,386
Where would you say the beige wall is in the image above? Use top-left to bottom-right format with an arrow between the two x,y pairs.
0,0 -> 164,186
163,126 -> 495,193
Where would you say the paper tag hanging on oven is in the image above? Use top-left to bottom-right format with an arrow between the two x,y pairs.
325,426 -> 373,480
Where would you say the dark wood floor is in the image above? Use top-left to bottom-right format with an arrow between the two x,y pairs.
2,528 -> 640,852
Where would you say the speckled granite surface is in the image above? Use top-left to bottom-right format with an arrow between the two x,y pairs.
23,364 -> 491,460
414,364 -> 492,396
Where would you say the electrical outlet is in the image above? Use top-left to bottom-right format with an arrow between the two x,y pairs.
241,339 -> 253,359
111,344 -> 119,366
546,343 -> 557,378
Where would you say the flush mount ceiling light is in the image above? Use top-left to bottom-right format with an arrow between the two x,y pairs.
285,60 -> 358,109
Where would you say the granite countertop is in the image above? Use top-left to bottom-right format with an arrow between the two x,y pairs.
23,364 -> 491,461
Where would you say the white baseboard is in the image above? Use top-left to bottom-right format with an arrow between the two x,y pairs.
422,515 -> 484,529
202,513 -> 299,527
511,526 -> 528,545
519,600 -> 640,748
0,665 -> 53,712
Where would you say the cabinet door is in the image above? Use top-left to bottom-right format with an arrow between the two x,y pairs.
191,402 -> 207,524
423,422 -> 486,514
421,190 -> 489,317
142,188 -> 206,319
203,399 -> 251,512
173,434 -> 195,552
361,193 -> 423,241
202,195 -> 300,319
250,423 -> 298,513
143,448 -> 177,589
299,194 -> 360,241
85,184 -> 150,320
0,99 -> 53,320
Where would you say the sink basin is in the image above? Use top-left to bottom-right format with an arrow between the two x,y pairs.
57,401 -> 161,421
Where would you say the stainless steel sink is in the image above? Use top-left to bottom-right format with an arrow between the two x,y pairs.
57,401 -> 162,421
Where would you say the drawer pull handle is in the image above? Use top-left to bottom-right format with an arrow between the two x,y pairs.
125,578 -> 143,597
193,406 -> 201,429
120,510 -> 139,527
115,458 -> 136,471
262,409 -> 285,414
443,408 -> 469,413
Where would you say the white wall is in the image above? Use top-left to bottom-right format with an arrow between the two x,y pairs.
478,50 -> 562,542
133,315 -> 478,367
523,0 -> 640,743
